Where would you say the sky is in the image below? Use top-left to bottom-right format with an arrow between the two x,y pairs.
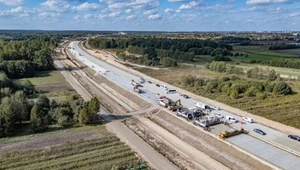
0,0 -> 300,31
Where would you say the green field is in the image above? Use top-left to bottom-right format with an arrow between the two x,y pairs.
0,125 -> 148,170
18,70 -> 76,99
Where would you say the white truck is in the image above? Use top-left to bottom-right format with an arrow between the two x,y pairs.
196,102 -> 210,110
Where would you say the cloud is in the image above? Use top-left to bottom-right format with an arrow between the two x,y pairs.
125,9 -> 132,13
164,8 -> 173,13
143,9 -> 158,15
108,11 -> 121,17
41,0 -> 73,13
0,0 -> 23,6
179,1 -> 200,10
39,12 -> 60,19
148,13 -> 161,20
246,0 -> 299,5
76,2 -> 101,11
0,6 -> 34,17
126,15 -> 136,20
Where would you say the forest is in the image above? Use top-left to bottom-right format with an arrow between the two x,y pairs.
0,36 -> 56,78
88,37 -> 233,66
0,35 -> 100,137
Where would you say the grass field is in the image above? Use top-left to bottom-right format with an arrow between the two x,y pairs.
233,46 -> 297,58
18,70 -> 77,99
276,49 -> 300,55
0,125 -> 148,170
136,67 -> 300,129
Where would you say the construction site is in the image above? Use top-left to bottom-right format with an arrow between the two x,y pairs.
50,39 -> 300,170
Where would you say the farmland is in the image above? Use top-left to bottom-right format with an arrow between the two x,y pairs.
0,125 -> 148,170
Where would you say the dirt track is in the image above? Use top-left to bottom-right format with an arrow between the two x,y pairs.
129,116 -> 230,170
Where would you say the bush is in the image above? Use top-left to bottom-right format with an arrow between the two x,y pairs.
273,82 -> 292,95
230,89 -> 239,99
256,92 -> 267,100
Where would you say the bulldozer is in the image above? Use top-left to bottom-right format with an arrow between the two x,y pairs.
168,99 -> 182,111
219,128 -> 245,140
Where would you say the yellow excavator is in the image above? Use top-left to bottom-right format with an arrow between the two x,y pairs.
168,99 -> 182,111
219,128 -> 245,139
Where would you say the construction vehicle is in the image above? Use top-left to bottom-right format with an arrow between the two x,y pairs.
157,96 -> 170,108
219,128 -> 245,139
168,99 -> 182,111
176,107 -> 203,121
133,85 -> 140,93
177,108 -> 194,121
194,115 -> 222,128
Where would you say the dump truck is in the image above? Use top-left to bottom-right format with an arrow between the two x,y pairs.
219,128 -> 245,139
168,99 -> 182,111
194,115 -> 222,128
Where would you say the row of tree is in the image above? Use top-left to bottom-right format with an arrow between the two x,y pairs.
88,37 -> 233,62
270,59 -> 300,69
208,61 -> 278,81
269,44 -> 300,50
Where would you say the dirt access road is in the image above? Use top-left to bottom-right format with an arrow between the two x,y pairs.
137,117 -> 229,170
54,45 -> 179,170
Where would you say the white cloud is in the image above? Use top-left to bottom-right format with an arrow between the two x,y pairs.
76,2 -> 101,11
143,9 -> 158,15
0,0 -> 23,6
179,1 -> 200,10
164,8 -> 173,13
125,9 -> 132,13
108,11 -> 121,17
148,13 -> 161,20
0,6 -> 34,17
246,0 -> 299,5
39,12 -> 60,19
290,12 -> 300,17
126,15 -> 136,20
41,0 -> 73,13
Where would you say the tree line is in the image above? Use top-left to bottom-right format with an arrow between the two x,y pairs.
0,36 -> 57,79
269,44 -> 300,50
270,59 -> 300,69
208,61 -> 279,81
88,37 -> 233,64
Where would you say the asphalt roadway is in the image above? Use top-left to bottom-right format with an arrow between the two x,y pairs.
70,41 -> 300,169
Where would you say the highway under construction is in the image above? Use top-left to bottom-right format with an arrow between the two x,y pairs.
54,40 -> 300,170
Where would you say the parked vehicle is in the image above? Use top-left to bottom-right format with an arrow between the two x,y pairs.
147,81 -> 152,84
226,116 -> 238,123
242,117 -> 254,123
166,89 -> 176,94
156,84 -> 160,87
161,84 -> 168,89
253,128 -> 266,135
288,135 -> 300,141
182,94 -> 189,99
214,113 -> 224,119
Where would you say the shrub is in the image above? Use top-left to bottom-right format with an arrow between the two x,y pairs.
273,82 -> 292,95
230,89 -> 239,99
